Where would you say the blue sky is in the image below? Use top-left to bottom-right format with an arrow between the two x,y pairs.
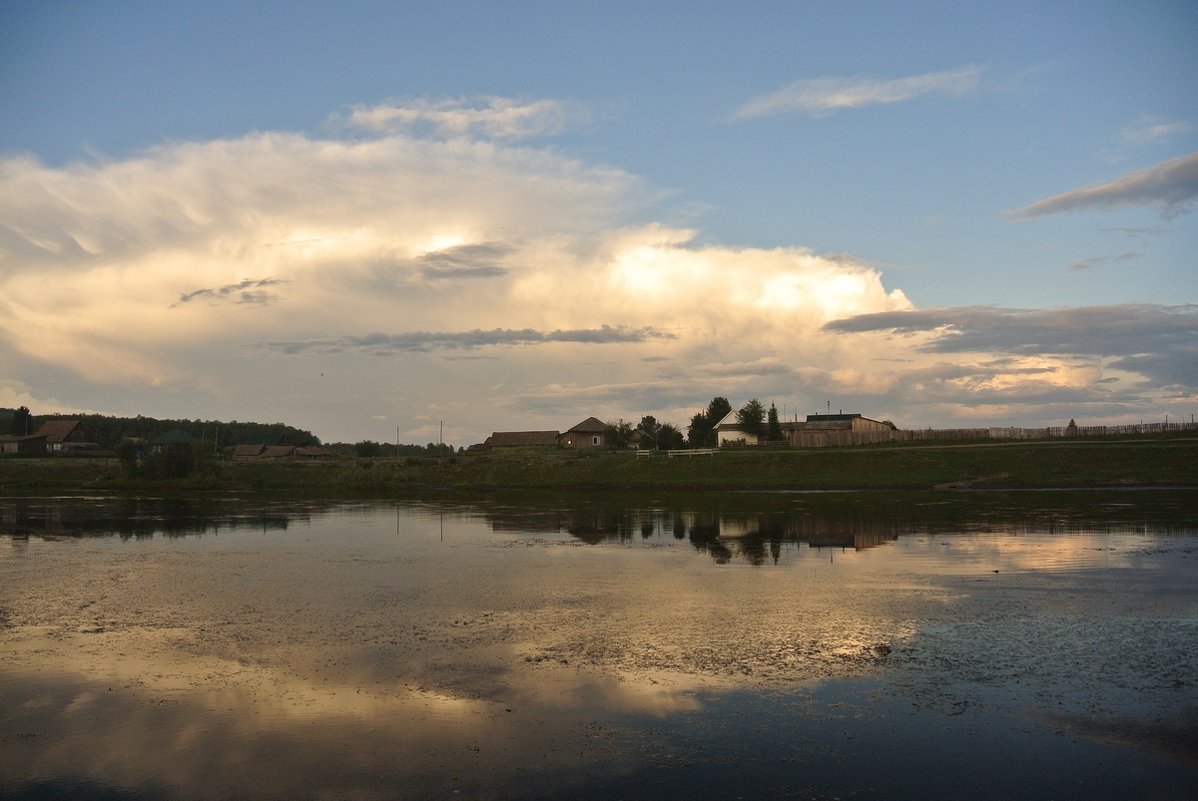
1,1 -> 1195,444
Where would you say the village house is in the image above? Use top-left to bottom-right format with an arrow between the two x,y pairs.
793,414 -> 895,448
151,428 -> 198,452
480,430 -> 562,449
716,411 -> 896,448
33,420 -> 100,453
475,417 -> 610,451
0,433 -> 48,456
559,417 -> 608,450
233,443 -> 331,461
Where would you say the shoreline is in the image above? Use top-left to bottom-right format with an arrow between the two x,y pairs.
2,437 -> 1196,496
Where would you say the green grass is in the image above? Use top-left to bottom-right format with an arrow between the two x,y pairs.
2,437 -> 1195,496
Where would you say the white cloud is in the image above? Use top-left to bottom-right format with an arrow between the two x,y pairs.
1005,151 -> 1198,220
341,97 -> 589,139
734,65 -> 981,119
1119,116 -> 1193,146
0,379 -> 95,417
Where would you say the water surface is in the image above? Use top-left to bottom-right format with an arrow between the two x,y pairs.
2,491 -> 1196,799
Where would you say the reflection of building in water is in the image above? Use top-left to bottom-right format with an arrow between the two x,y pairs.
805,530 -> 896,551
681,512 -> 898,551
483,505 -> 642,543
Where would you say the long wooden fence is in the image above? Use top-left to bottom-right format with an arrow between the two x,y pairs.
894,421 -> 1198,443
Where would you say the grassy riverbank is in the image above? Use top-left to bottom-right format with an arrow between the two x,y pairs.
2,436 -> 1196,495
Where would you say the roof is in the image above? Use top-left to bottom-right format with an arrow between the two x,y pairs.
233,444 -> 266,458
0,433 -> 47,443
152,428 -> 198,445
34,419 -> 85,443
714,410 -> 739,429
567,416 -> 608,434
485,430 -> 561,448
805,414 -> 862,422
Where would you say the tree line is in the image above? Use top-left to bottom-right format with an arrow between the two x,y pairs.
2,408 -> 320,449
344,441 -> 455,458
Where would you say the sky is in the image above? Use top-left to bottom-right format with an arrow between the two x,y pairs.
1,1 -> 1195,446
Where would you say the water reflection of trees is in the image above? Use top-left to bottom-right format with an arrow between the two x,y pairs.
477,491 -> 1198,565
0,497 -> 324,540
479,504 -> 901,564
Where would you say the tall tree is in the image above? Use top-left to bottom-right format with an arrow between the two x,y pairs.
687,396 -> 732,448
706,397 -> 732,424
687,411 -> 713,448
736,399 -> 765,442
638,415 -> 662,449
604,419 -> 634,448
767,402 -> 783,442
9,406 -> 31,436
658,423 -> 685,451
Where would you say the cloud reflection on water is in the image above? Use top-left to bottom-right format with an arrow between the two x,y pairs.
2,492 -> 1196,799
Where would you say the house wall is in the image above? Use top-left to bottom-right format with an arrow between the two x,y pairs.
796,429 -> 895,448
717,428 -> 755,446
850,417 -> 892,432
1,438 -> 48,455
560,431 -> 605,449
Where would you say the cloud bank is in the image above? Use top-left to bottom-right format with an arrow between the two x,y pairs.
825,304 -> 1198,391
734,65 -> 980,119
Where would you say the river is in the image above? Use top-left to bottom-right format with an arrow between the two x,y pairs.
1,490 -> 1196,799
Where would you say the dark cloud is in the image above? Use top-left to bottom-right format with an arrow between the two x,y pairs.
259,325 -> 675,355
174,278 -> 287,307
1005,151 -> 1198,221
824,304 -> 1198,389
417,242 -> 512,280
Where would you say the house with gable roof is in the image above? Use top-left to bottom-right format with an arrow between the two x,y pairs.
33,420 -> 99,453
481,430 -> 562,449
559,417 -> 608,449
0,433 -> 48,455
716,410 -> 896,448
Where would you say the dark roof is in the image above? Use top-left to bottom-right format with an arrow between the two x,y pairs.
567,416 -> 608,434
0,433 -> 47,443
34,420 -> 86,443
485,431 -> 561,448
805,414 -> 862,422
152,428 -> 198,446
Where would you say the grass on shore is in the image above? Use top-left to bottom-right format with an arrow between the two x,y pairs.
2,437 -> 1196,496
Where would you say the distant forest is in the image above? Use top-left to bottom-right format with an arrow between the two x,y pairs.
1,408 -> 320,450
